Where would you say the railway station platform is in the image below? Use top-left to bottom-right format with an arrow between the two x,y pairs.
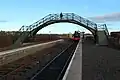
63,39 -> 120,80
0,39 -> 63,66
82,40 -> 120,80
62,40 -> 82,80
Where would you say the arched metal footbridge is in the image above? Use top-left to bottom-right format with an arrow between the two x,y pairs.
12,13 -> 109,48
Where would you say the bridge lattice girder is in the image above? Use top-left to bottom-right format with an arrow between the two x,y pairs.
12,13 -> 108,48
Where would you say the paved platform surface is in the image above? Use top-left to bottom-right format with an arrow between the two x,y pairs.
82,40 -> 120,80
0,39 -> 63,55
63,40 -> 120,80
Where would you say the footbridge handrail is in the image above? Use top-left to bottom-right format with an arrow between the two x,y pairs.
97,24 -> 109,36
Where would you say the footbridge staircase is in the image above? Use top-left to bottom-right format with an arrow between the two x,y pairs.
97,24 -> 109,45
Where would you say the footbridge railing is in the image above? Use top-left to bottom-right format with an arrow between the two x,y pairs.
19,13 -> 97,33
12,13 -> 109,48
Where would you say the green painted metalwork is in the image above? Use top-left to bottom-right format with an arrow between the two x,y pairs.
19,13 -> 97,32
97,24 -> 109,36
11,13 -> 109,48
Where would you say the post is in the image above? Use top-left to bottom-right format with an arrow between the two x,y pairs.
49,31 -> 51,40
95,26 -> 98,45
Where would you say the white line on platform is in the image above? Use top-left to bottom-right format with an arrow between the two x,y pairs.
62,40 -> 82,80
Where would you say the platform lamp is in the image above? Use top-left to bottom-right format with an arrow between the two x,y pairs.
49,31 -> 51,40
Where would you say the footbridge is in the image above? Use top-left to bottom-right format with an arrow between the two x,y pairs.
12,13 -> 109,48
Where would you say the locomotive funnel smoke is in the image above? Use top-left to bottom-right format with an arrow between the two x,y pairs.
88,12 -> 120,23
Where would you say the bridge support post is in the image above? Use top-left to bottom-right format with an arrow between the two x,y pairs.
94,26 -> 99,45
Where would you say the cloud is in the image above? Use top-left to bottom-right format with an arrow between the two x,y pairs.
0,20 -> 8,22
88,12 -> 120,23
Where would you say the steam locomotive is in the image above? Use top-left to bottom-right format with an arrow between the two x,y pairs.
71,31 -> 80,41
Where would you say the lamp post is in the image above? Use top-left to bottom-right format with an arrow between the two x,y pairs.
49,31 -> 51,40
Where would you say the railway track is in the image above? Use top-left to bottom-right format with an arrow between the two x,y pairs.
0,39 -> 75,80
30,41 -> 78,80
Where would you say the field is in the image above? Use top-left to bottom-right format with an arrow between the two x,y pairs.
0,34 -> 70,51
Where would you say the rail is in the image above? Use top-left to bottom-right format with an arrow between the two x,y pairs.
30,42 -> 78,80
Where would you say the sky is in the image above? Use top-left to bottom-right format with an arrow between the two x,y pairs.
0,0 -> 120,34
